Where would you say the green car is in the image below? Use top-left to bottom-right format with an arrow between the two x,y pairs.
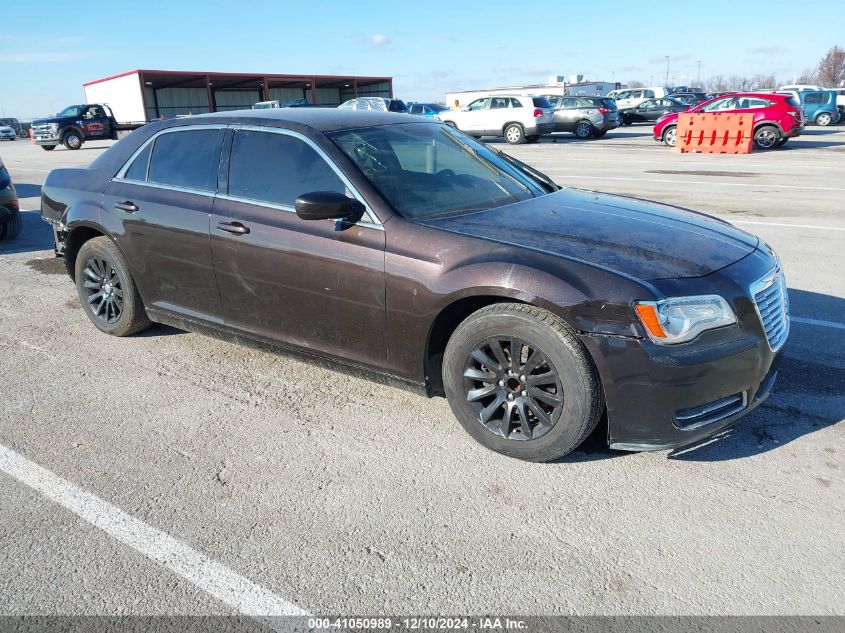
0,155 -> 21,241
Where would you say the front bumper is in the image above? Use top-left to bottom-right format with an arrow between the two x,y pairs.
0,132 -> 15,140
580,247 -> 786,452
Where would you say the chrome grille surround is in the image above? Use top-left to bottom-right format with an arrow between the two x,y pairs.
751,268 -> 790,352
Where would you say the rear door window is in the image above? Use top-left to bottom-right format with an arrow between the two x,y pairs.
227,130 -> 346,207
562,98 -> 580,109
804,93 -> 823,104
147,129 -> 223,192
490,97 -> 510,109
123,142 -> 152,181
509,98 -> 523,108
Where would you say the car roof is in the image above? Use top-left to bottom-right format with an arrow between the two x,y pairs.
177,108 -> 422,132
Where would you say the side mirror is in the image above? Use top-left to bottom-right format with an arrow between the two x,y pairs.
295,191 -> 364,221
461,106 -> 470,112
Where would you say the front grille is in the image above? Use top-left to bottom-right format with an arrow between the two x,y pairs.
751,269 -> 790,352
674,393 -> 747,429
31,124 -> 52,133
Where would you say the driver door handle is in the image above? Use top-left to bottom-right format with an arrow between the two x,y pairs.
114,201 -> 138,213
216,221 -> 250,235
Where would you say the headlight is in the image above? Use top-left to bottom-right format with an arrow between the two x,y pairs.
49,123 -> 59,133
634,295 -> 736,344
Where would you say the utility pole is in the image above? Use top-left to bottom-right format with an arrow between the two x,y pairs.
697,60 -> 702,87
665,56 -> 670,86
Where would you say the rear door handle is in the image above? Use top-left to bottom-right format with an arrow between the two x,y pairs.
114,201 -> 138,213
216,221 -> 250,235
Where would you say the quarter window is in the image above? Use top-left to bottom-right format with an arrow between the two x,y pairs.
147,129 -> 223,192
227,130 -> 346,207
123,142 -> 152,182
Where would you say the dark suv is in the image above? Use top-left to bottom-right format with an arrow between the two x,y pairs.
40,109 -> 787,462
544,96 -> 619,138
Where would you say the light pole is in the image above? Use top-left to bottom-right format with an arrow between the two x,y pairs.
665,56 -> 670,86
696,60 -> 702,87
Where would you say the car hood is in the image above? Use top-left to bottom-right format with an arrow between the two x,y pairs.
413,188 -> 758,281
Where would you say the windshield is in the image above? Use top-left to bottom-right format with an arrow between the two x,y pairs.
328,123 -> 547,220
57,105 -> 84,117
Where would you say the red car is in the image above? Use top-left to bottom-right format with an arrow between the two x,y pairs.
653,92 -> 805,149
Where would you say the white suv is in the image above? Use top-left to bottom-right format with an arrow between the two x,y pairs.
436,95 -> 554,144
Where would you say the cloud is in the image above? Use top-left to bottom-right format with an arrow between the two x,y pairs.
370,34 -> 391,48
747,45 -> 789,55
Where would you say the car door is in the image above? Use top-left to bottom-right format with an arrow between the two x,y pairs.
209,127 -> 386,368
459,98 -> 491,133
104,126 -> 226,322
630,99 -> 653,122
81,105 -> 111,140
645,99 -> 669,121
488,97 -> 512,134
555,98 -> 581,131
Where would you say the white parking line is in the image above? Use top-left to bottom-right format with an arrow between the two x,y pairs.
0,444 -> 309,619
554,174 -> 845,192
792,317 -> 845,330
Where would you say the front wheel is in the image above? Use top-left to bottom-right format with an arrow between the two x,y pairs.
0,209 -> 22,240
504,123 -> 525,144
75,237 -> 151,336
663,125 -> 677,147
753,125 -> 781,150
815,112 -> 832,126
41,145 -> 56,151
442,303 -> 603,462
63,131 -> 82,150
776,137 -> 790,147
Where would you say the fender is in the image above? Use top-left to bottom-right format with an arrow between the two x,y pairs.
60,124 -> 85,143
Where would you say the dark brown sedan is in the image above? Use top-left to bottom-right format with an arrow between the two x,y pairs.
41,110 -> 788,461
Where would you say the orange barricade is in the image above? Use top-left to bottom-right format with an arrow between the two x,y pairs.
675,113 -> 753,154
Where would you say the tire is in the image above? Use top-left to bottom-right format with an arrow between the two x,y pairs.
74,236 -> 151,337
753,125 -> 781,150
593,130 -> 607,138
63,130 -> 83,150
41,145 -> 56,151
504,123 -> 525,145
815,112 -> 832,126
776,137 -> 789,147
574,120 -> 594,139
663,125 -> 677,147
442,303 -> 603,462
0,209 -> 22,241
525,135 -> 540,143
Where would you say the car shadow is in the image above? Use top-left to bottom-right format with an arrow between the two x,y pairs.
560,287 -> 844,464
13,183 -> 42,199
0,209 -> 53,255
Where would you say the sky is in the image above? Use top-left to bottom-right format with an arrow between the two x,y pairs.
1,0 -> 841,119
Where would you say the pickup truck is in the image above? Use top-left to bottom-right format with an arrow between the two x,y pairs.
30,104 -> 144,151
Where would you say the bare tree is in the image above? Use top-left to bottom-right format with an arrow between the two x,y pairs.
750,74 -> 778,89
626,80 -> 645,88
795,68 -> 819,84
705,75 -> 729,92
817,45 -> 845,86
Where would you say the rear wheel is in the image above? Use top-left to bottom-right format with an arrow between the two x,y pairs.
753,125 -> 781,150
574,120 -> 594,139
0,209 -> 22,241
815,112 -> 833,126
504,123 -> 525,144
442,303 -> 603,462
41,145 -> 56,151
75,237 -> 151,336
663,125 -> 677,147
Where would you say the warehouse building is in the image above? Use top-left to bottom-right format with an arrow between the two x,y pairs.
83,69 -> 394,124
445,75 -> 619,108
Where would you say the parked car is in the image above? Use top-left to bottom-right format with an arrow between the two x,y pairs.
671,93 -> 709,107
0,155 -> 21,240
0,125 -> 16,141
40,109 -> 787,462
544,96 -> 619,138
0,118 -> 24,138
436,95 -> 554,144
619,98 -> 688,125
408,102 -> 449,118
338,97 -> 409,113
606,87 -> 668,110
654,92 -> 804,149
800,90 -> 840,126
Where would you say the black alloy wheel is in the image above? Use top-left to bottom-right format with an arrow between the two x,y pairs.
81,256 -> 124,325
462,336 -> 564,441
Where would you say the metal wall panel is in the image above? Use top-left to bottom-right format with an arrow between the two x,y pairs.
214,89 -> 261,111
